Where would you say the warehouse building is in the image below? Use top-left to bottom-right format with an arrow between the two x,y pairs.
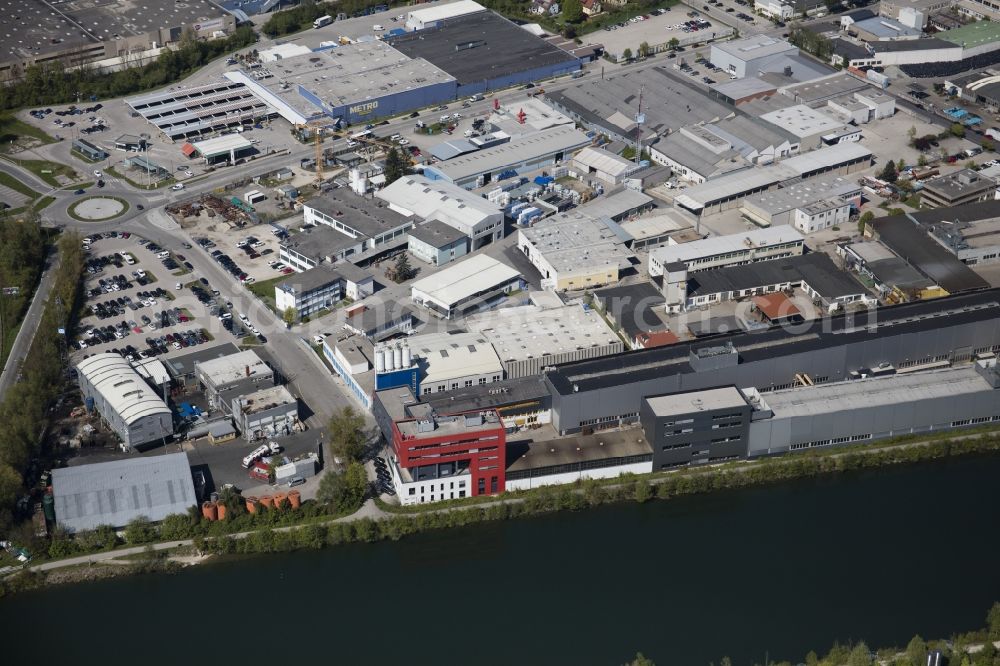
710,36 -> 799,79
72,139 -> 107,162
377,175 -> 504,249
195,350 -> 274,410
593,281 -> 669,344
411,254 -> 521,319
649,131 -> 750,185
51,453 -> 197,533
517,211 -> 634,291
408,220 -> 469,266
423,125 -> 592,189
1,0 -> 235,80
408,330 -> 506,395
389,11 -> 580,96
125,80 -> 273,142
504,429 -> 653,490
544,288 -> 1000,434
674,143 -> 873,215
76,353 -> 173,450
406,0 -> 486,30
183,135 -> 255,166
920,169 -> 998,209
577,188 -> 656,223
649,226 -> 805,277
617,211 -> 697,251
373,387 -> 507,503
912,200 -> 1000,267
279,226 -> 366,272
225,41 -> 458,126
303,189 -> 415,257
740,176 -> 861,229
572,146 -> 640,186
274,264 -> 374,318
465,300 -> 624,378
758,105 -> 854,150
747,360 -> 1000,455
231,385 -> 299,440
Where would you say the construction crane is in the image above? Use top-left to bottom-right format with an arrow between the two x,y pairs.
295,120 -> 335,184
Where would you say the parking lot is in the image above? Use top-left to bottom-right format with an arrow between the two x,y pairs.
189,218 -> 291,286
71,233 -> 252,363
581,5 -> 734,60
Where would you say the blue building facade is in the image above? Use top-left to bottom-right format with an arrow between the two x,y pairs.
298,79 -> 458,127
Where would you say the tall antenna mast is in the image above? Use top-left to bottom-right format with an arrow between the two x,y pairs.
634,84 -> 645,166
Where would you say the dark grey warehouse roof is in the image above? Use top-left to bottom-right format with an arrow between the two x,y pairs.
546,287 -> 1000,394
687,252 -> 865,300
593,281 -> 667,341
388,11 -> 579,86
52,453 -> 197,533
871,38 -> 957,52
874,214 -> 990,293
910,199 -> 1000,226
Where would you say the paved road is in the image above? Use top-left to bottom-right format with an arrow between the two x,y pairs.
0,248 -> 60,402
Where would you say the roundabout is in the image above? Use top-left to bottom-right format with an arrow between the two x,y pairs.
68,196 -> 129,222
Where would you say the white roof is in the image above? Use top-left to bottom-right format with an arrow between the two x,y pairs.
223,70 -> 309,125
573,146 -> 636,178
190,133 -> 253,157
407,0 -> 485,25
406,330 -> 504,384
411,254 -> 521,307
195,349 -> 271,387
759,105 -> 844,139
650,226 -> 804,266
133,358 -> 171,386
645,387 -> 748,415
713,35 -> 796,60
76,353 -> 171,426
465,303 -> 621,362
259,43 -> 313,62
377,175 -> 501,230
430,126 -> 592,181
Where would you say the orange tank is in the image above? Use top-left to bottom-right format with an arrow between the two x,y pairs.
201,501 -> 218,521
272,492 -> 288,510
259,494 -> 274,508
288,490 -> 301,509
245,496 -> 259,514
216,502 -> 228,521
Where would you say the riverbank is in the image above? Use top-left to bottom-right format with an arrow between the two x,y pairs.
4,431 -> 1000,597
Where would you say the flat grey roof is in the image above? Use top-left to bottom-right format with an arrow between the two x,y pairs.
409,219 -> 467,249
308,188 -> 412,238
687,252 -> 865,300
165,342 -> 241,378
710,77 -> 778,101
506,428 -> 652,472
577,188 -> 654,220
277,264 -> 343,295
872,38 -> 957,52
282,225 -> 361,260
713,35 -> 797,61
922,169 -> 997,200
430,125 -> 591,181
651,132 -> 748,180
52,452 -> 197,532
777,72 -> 870,104
742,176 -> 860,216
593,281 -> 667,341
645,386 -> 748,415
388,11 -> 578,85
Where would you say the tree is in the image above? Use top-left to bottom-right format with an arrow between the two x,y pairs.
988,601 -> 1000,639
124,516 -> 156,545
316,462 -> 368,513
904,635 -> 927,665
897,158 -> 906,172
950,123 -> 966,138
388,252 -> 415,282
327,405 -> 366,463
622,47 -> 633,62
384,146 -> 408,185
562,0 -> 583,22
282,306 -> 297,326
858,210 -> 874,235
668,37 -> 680,50
917,153 -> 929,167
983,138 -> 996,152
907,125 -> 917,140
846,641 -> 872,666
880,159 -> 898,183
624,653 -> 655,666
638,41 -> 651,59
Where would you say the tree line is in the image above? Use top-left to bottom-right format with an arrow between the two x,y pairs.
262,0 -> 406,38
0,26 -> 256,110
0,229 -> 84,534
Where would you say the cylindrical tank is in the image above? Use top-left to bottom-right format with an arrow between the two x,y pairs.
375,347 -> 385,373
273,491 -> 288,510
288,490 -> 302,509
217,502 -> 227,521
393,344 -> 402,370
42,493 -> 55,522
259,494 -> 274,508
384,346 -> 394,371
85,396 -> 95,413
245,496 -> 258,514
401,344 -> 411,368
201,501 -> 218,521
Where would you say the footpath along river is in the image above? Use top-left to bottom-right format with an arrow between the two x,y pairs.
1,454 -> 998,665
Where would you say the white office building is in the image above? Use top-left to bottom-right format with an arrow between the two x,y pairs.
648,226 -> 805,276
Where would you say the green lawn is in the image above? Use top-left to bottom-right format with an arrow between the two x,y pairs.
247,274 -> 287,312
9,158 -> 79,187
106,166 -> 176,190
0,111 -> 56,152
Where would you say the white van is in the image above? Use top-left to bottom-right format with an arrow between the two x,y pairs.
156,250 -> 170,259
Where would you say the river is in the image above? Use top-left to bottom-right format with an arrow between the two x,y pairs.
2,455 -> 999,665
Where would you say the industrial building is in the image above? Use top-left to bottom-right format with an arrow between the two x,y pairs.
709,36 -> 799,79
464,299 -> 624,378
920,169 -> 998,209
388,10 -> 580,96
1,0 -> 234,80
740,176 -> 862,229
225,41 -> 458,126
681,252 -> 869,312
51,453 -> 197,533
231,385 -> 299,440
407,330 -> 505,395
593,282 -> 669,344
274,264 -> 373,318
649,226 -> 805,277
406,0 -> 486,31
72,139 -> 107,161
758,105 -> 855,150
407,220 -> 469,265
504,429 -> 653,490
279,226 -> 367,272
911,201 -> 1000,267
640,386 -> 752,468
324,335 -> 420,411
195,350 -> 274,410
377,175 -> 504,249
517,211 -> 633,291
343,304 -> 415,341
571,147 -> 640,186
673,143 -> 873,215
303,189 -> 414,260
373,386 -> 507,503
543,288 -> 1000,435
410,254 -> 522,319
183,135 -> 255,165
76,353 -> 173,450
648,131 -> 750,185
577,188 -> 656,223
423,125 -> 592,189
125,80 -> 273,143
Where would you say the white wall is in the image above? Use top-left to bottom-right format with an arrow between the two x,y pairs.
393,467 -> 472,505
504,460 -> 653,491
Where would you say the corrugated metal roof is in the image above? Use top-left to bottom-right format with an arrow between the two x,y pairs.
76,353 -> 171,426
